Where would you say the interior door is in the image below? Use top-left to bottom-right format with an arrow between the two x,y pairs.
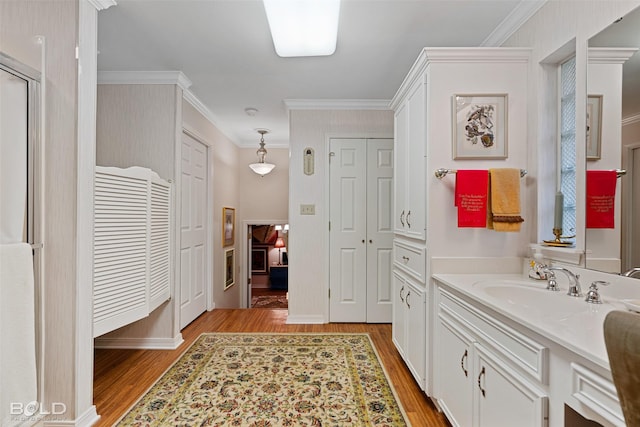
329,139 -> 368,322
366,138 -> 394,322
329,138 -> 393,322
180,132 -> 208,329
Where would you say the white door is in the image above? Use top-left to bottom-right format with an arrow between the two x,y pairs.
329,138 -> 393,322
366,139 -> 394,322
630,146 -> 640,269
180,132 -> 208,329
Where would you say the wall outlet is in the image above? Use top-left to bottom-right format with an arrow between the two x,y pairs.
300,204 -> 315,215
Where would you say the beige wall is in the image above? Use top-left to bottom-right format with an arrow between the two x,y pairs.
288,109 -> 394,323
96,84 -> 182,343
239,147 -> 289,221
1,0 -> 82,419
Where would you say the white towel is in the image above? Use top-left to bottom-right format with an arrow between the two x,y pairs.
0,243 -> 37,426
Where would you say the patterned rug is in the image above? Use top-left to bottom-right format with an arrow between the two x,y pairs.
116,333 -> 409,426
251,295 -> 288,309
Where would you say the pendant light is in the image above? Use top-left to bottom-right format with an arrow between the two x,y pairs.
249,129 -> 275,176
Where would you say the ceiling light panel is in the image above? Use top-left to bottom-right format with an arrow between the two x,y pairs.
263,0 -> 341,58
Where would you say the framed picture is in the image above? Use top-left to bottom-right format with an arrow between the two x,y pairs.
224,248 -> 235,290
251,247 -> 268,274
222,207 -> 235,247
587,95 -> 602,160
452,94 -> 508,159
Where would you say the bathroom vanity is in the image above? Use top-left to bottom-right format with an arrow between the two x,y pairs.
432,271 -> 637,427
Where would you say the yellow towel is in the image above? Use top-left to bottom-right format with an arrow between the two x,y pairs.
488,168 -> 524,232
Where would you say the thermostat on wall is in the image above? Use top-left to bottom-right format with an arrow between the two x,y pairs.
303,147 -> 314,175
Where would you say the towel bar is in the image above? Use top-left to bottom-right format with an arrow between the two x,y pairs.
616,169 -> 626,178
435,168 -> 527,179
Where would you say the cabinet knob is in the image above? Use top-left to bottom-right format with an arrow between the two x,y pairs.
402,256 -> 409,263
369,239 -> 373,244
362,239 -> 365,244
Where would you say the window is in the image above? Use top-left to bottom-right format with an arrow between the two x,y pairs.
559,56 -> 576,236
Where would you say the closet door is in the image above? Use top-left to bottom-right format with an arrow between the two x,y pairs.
179,132 -> 208,329
329,139 -> 368,322
329,138 -> 393,322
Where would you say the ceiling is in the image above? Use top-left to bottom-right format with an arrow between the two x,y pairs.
588,5 -> 640,120
97,0 -> 544,147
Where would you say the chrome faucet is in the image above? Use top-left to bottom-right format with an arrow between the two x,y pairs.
543,266 -> 582,296
622,267 -> 640,278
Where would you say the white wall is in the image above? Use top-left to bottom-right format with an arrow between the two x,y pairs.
287,109 -> 394,323
425,54 -> 532,262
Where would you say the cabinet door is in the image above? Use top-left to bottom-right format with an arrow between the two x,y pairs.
405,280 -> 426,389
391,271 -> 407,356
474,344 -> 548,427
393,103 -> 408,234
405,77 -> 426,240
436,316 -> 473,427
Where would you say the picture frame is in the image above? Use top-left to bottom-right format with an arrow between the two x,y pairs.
452,94 -> 508,159
586,95 -> 602,160
251,247 -> 268,274
222,207 -> 235,247
224,248 -> 235,290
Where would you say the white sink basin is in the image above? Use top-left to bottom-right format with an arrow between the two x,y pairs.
471,279 -> 613,319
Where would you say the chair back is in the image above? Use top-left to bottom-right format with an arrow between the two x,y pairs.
604,310 -> 640,427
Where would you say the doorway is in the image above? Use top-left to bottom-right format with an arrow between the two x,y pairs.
623,143 -> 640,271
242,221 -> 289,309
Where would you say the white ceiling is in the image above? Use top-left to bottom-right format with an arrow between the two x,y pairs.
97,0 -> 544,147
588,5 -> 640,120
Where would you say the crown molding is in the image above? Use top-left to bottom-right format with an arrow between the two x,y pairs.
283,99 -> 391,111
97,70 -> 192,91
182,89 -> 243,146
622,113 -> 640,127
588,47 -> 639,64
88,0 -> 116,11
481,0 -> 547,47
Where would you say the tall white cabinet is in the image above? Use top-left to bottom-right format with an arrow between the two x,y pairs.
390,48 -> 530,397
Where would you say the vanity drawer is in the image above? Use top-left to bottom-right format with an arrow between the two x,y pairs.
571,363 -> 624,426
437,286 -> 549,384
393,240 -> 425,282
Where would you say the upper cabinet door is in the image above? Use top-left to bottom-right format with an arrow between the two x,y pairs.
394,102 -> 408,235
405,77 -> 426,240
393,76 -> 426,241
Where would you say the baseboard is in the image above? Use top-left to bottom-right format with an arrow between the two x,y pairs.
285,314 -> 326,324
94,333 -> 184,350
41,405 -> 99,426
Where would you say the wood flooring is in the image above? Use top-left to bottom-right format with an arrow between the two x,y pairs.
93,309 -> 450,426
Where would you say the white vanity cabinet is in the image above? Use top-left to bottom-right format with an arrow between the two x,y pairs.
435,284 -> 549,427
392,271 -> 426,389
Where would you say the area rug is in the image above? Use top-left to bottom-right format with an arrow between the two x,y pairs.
115,333 -> 409,426
251,294 -> 288,309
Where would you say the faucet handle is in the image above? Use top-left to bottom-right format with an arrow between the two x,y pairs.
585,281 -> 609,304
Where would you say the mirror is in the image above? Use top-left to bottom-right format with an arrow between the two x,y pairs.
587,6 -> 640,274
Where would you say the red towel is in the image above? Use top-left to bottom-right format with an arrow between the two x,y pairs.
586,170 -> 617,229
455,170 -> 489,227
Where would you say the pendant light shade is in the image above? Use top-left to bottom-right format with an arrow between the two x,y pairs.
249,129 -> 275,176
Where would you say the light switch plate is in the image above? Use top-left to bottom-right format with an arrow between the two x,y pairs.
300,204 -> 315,215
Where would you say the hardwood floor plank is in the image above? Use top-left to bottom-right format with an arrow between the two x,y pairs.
93,309 -> 450,426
